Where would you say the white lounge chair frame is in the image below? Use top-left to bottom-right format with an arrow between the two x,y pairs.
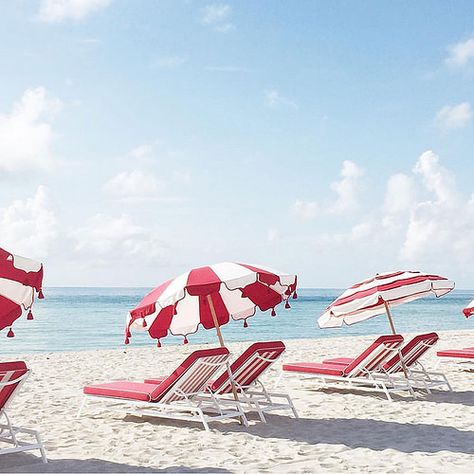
214,351 -> 299,422
78,356 -> 248,432
0,369 -> 47,463
383,340 -> 452,394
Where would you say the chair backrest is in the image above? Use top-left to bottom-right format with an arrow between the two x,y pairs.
383,332 -> 439,373
0,361 -> 29,413
211,341 -> 285,394
343,335 -> 404,377
150,347 -> 230,403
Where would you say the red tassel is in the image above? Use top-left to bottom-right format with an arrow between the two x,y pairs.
124,337 -> 130,345
142,318 -> 147,328
271,308 -> 276,317
7,328 -> 14,338
243,319 -> 248,328
293,291 -> 298,299
285,301 -> 291,309
27,310 -> 34,320
38,289 -> 44,299
126,329 -> 131,338
183,336 -> 189,345
156,339 -> 161,348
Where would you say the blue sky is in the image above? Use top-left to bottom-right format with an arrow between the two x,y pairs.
1,0 -> 474,287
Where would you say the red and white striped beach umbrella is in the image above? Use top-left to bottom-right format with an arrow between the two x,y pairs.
0,247 -> 44,338
318,271 -> 454,333
463,299 -> 474,318
125,262 -> 297,347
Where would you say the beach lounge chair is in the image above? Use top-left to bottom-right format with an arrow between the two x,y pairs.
324,333 -> 452,393
80,347 -> 248,431
0,361 -> 47,463
436,347 -> 474,368
279,334 -> 412,401
146,341 -> 298,422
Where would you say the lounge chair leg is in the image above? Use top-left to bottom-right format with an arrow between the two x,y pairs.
196,408 -> 210,432
36,432 -> 48,464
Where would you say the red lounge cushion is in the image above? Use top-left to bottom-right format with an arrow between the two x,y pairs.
437,350 -> 474,359
211,341 -> 285,392
343,334 -> 403,376
322,357 -> 353,366
84,381 -> 160,402
282,362 -> 344,377
0,361 -> 28,410
383,332 -> 438,371
85,347 -> 229,403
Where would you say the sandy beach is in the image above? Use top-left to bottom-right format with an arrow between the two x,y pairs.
1,330 -> 473,473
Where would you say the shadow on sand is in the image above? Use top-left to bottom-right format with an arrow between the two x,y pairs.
212,413 -> 474,454
0,452 -> 230,473
123,409 -> 474,455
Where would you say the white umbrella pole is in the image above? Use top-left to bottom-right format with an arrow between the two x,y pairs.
206,295 -> 244,424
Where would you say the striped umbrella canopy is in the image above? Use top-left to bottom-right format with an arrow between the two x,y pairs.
318,271 -> 455,333
463,299 -> 474,318
125,262 -> 298,347
0,247 -> 44,338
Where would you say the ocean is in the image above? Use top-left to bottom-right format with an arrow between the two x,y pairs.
0,287 -> 473,355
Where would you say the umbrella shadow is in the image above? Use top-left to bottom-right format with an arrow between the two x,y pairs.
213,414 -> 474,455
0,452 -> 230,473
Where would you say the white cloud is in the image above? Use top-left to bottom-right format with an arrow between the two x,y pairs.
413,150 -> 457,204
72,214 -> 166,262
129,144 -> 153,159
201,4 -> 234,32
384,173 -> 416,214
446,35 -> 474,67
0,186 -> 58,258
267,228 -> 279,243
264,89 -> 298,109
330,160 -> 365,214
435,102 -> 472,131
151,56 -> 188,69
103,170 -> 165,201
399,151 -> 472,263
0,87 -> 62,173
293,200 -> 318,220
38,0 -> 112,23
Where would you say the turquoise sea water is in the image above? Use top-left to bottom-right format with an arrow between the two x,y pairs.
0,288 -> 473,355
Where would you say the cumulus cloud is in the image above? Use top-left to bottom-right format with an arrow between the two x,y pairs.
400,151 -> 472,263
0,186 -> 58,258
200,4 -> 234,32
413,150 -> 458,205
264,89 -> 298,109
293,200 -> 318,220
103,170 -> 165,201
330,160 -> 365,214
446,35 -> 474,67
435,102 -> 472,131
0,87 -> 62,172
72,214 -> 166,263
384,173 -> 416,214
38,0 -> 112,23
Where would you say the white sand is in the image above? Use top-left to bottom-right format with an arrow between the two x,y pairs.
2,330 -> 474,473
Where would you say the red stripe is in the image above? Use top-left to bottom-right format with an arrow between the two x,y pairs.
186,266 -> 221,296
130,278 -> 174,318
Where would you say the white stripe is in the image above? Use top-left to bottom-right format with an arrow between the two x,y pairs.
0,278 -> 34,308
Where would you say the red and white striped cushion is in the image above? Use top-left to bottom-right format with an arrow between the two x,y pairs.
0,361 -> 28,411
